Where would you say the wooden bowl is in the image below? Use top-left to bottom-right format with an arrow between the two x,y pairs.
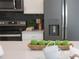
28,43 -> 46,50
28,43 -> 73,50
58,44 -> 73,50
58,45 -> 70,50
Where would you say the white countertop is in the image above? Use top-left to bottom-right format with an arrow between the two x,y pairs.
0,41 -> 45,59
0,41 -> 79,59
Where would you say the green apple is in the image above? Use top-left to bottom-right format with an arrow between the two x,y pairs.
55,40 -> 61,45
62,40 -> 69,45
44,41 -> 48,45
38,40 -> 46,45
31,40 -> 38,45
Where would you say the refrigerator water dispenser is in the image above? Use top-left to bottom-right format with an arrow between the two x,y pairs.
49,25 -> 59,36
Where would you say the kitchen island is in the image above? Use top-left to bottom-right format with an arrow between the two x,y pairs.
0,41 -> 79,59
0,41 -> 45,59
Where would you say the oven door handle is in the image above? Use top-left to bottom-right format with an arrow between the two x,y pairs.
0,34 -> 21,37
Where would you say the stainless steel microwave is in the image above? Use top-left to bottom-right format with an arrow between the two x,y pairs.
0,0 -> 23,12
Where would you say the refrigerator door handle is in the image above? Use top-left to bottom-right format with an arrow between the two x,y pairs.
62,0 -> 65,40
65,0 -> 68,39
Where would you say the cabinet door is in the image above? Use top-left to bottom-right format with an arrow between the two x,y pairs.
24,0 -> 44,14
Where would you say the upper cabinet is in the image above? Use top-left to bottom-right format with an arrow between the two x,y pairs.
0,0 -> 23,12
24,0 -> 44,14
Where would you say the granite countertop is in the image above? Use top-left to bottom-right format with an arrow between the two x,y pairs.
0,41 -> 79,59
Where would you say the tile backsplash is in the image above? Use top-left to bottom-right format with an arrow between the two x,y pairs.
0,12 -> 43,20
0,12 -> 44,30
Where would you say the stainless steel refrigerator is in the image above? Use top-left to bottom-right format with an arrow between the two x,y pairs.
44,0 -> 79,41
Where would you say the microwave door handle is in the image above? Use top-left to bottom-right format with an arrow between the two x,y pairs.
13,0 -> 16,9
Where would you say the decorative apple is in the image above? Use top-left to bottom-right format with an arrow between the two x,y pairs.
31,40 -> 38,45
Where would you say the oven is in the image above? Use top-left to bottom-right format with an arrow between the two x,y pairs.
0,30 -> 22,41
0,21 -> 26,41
